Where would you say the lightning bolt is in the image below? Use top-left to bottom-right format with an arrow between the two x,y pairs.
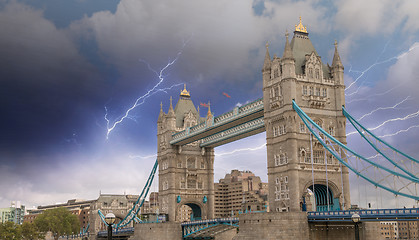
357,96 -> 411,121
215,143 -> 266,156
345,42 -> 419,93
347,110 -> 419,137
105,40 -> 190,139
378,125 -> 419,138
129,154 -> 157,159
346,86 -> 398,104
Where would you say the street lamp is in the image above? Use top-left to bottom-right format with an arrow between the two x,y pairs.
105,213 -> 116,240
351,213 -> 360,240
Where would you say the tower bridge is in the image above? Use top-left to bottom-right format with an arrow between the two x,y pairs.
95,17 -> 419,240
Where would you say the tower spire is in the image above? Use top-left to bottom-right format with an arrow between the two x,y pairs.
282,30 -> 293,59
263,42 -> 271,71
168,96 -> 175,117
332,40 -> 343,67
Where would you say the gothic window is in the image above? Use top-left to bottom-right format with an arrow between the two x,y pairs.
309,68 -> 313,78
315,119 -> 323,129
300,123 -> 306,133
197,181 -> 203,189
302,86 -> 307,95
181,178 -> 186,189
309,87 -> 314,96
275,177 -> 280,184
163,181 -> 169,190
322,88 -> 327,97
273,126 -> 279,137
315,69 -> 319,79
313,150 -> 324,164
315,88 -> 320,96
187,178 -> 196,189
280,154 -> 287,165
279,125 -> 286,135
274,69 -> 279,78
200,160 -> 205,169
327,155 -> 333,165
305,152 -> 312,163
162,161 -> 168,170
274,87 -> 279,97
329,126 -> 334,136
177,160 -> 182,168
187,158 -> 196,169
274,154 -> 280,166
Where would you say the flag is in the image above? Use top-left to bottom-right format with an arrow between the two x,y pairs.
222,92 -> 231,98
200,102 -> 209,107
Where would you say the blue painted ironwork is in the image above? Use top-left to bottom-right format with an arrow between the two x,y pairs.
97,159 -> 158,229
170,98 -> 264,146
97,227 -> 135,237
200,116 -> 265,147
343,107 -> 419,165
181,218 -> 239,238
308,208 -> 419,222
292,100 -> 419,200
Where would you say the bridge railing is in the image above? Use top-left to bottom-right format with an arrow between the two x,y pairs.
171,98 -> 263,143
308,208 -> 419,222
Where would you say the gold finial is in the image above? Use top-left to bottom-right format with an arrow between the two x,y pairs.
160,101 -> 163,110
207,102 -> 212,116
334,40 -> 338,48
180,84 -> 190,97
266,42 -> 269,49
295,16 -> 307,33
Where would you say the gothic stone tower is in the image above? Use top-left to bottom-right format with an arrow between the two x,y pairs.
262,18 -> 351,212
157,86 -> 215,221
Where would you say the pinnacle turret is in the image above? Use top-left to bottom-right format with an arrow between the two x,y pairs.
168,96 -> 175,117
263,42 -> 271,72
332,40 -> 343,68
282,30 -> 293,59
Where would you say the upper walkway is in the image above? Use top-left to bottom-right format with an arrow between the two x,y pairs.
170,98 -> 264,147
307,208 -> 419,222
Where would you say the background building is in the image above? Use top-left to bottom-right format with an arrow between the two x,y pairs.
24,199 -> 93,230
0,201 -> 25,224
214,170 -> 268,218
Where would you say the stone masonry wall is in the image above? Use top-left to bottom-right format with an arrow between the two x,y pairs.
233,212 -> 309,240
128,222 -> 182,240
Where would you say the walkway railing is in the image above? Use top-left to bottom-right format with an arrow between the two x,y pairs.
171,98 -> 263,145
181,217 -> 239,237
308,208 -> 419,222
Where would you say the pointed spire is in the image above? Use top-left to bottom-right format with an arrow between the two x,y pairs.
197,105 -> 200,118
168,96 -> 175,117
158,102 -> 164,122
206,102 -> 212,117
263,42 -> 271,71
282,30 -> 293,59
332,40 -> 343,68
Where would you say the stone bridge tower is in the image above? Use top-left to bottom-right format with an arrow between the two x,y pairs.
262,18 -> 351,213
157,86 -> 214,222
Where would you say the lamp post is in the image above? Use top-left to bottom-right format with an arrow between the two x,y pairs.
351,213 -> 360,240
105,213 -> 116,240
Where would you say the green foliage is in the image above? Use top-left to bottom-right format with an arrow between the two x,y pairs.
21,222 -> 44,240
0,221 -> 21,240
34,207 -> 80,240
0,221 -> 43,240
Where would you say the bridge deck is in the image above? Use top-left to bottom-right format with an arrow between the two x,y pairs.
170,98 -> 264,146
308,208 -> 419,222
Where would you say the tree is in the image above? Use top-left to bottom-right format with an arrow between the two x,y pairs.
21,222 -> 44,240
34,207 -> 80,240
0,221 -> 21,240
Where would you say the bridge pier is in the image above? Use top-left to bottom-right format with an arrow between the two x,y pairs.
309,222 -> 381,240
128,222 -> 182,240
233,212 -> 309,240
